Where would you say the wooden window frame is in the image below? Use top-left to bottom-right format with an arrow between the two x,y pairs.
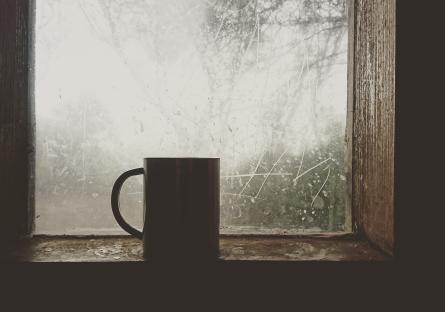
0,0 -> 395,258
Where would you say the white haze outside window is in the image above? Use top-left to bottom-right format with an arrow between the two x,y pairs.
35,0 -> 349,235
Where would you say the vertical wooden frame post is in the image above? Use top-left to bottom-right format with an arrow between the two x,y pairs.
0,0 -> 35,242
351,0 -> 396,255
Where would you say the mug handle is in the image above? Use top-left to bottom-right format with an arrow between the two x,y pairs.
111,168 -> 144,239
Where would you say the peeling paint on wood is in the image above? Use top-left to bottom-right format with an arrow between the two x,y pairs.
351,0 -> 395,255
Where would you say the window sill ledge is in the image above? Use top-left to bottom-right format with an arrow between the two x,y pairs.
1,235 -> 390,262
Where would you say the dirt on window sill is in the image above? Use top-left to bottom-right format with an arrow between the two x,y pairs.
1,235 -> 390,262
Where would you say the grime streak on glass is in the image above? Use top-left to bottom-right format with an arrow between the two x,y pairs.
35,0 -> 349,235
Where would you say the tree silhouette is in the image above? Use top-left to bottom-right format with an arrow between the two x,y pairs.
36,0 -> 348,233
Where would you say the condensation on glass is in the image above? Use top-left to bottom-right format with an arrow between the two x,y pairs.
35,0 -> 349,235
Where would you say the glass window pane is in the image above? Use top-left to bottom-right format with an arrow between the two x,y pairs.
35,0 -> 349,234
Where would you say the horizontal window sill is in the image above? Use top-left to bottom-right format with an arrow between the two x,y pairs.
2,235 -> 390,262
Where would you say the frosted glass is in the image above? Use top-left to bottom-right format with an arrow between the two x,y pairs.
35,0 -> 349,234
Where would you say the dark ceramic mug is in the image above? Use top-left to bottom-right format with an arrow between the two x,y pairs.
111,157 -> 220,261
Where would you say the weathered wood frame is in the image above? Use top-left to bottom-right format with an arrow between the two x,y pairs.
348,0 -> 395,255
0,0 -> 395,256
0,0 -> 35,244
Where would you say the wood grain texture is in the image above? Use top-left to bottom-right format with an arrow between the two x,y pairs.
0,1 -> 395,257
351,0 -> 395,255
0,236 -> 390,262
0,0 -> 34,242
